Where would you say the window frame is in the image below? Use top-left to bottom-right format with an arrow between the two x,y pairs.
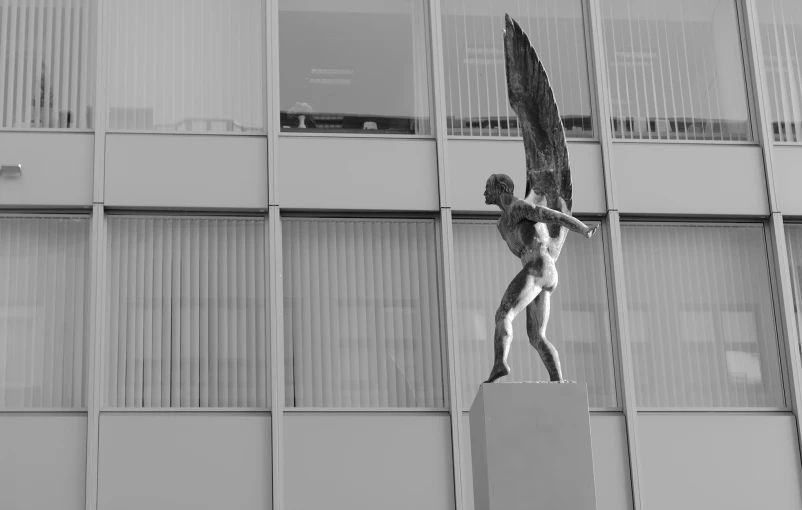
0,212 -> 93,412
280,212 -> 449,411
451,214 -> 622,412
619,219 -> 791,412
275,0 -> 437,139
440,0 -> 599,142
599,0 -> 759,145
100,212 -> 272,411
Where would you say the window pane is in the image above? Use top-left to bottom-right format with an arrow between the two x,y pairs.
601,0 -> 751,141
757,1 -> 802,143
283,218 -> 445,408
0,0 -> 96,129
106,217 -> 269,408
106,0 -> 264,133
441,0 -> 593,138
279,0 -> 432,135
453,220 -> 617,409
0,217 -> 91,409
622,224 -> 784,408
785,225 -> 802,358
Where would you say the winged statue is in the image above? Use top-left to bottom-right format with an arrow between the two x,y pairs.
483,14 -> 598,384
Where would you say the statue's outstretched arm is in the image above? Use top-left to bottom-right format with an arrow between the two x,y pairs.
514,202 -> 596,238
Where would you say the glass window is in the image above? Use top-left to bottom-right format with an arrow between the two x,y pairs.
278,0 -> 432,135
441,0 -> 593,138
785,225 -> 802,356
622,224 -> 784,408
0,216 -> 91,409
0,0 -> 96,129
105,0 -> 264,133
283,218 -> 445,408
601,0 -> 751,141
106,217 -> 269,408
453,220 -> 617,409
756,1 -> 802,143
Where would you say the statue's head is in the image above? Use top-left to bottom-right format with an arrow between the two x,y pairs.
484,174 -> 514,205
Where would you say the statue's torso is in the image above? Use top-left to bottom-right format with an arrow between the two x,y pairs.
497,210 -> 553,264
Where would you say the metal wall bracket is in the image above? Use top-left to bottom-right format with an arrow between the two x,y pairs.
0,165 -> 22,178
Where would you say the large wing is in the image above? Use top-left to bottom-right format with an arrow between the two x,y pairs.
503,14 -> 572,220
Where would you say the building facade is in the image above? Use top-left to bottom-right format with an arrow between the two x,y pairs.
1,0 -> 802,509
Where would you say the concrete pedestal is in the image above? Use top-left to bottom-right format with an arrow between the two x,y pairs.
470,382 -> 597,510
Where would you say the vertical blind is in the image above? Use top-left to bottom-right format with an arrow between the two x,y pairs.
106,217 -> 269,408
0,217 -> 90,409
0,0 -> 96,129
601,0 -> 751,141
622,224 -> 784,408
441,0 -> 593,138
105,0 -> 264,133
283,218 -> 445,408
452,220 -> 617,410
757,0 -> 802,143
785,225 -> 802,361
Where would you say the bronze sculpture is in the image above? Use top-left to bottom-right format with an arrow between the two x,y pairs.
484,15 -> 597,384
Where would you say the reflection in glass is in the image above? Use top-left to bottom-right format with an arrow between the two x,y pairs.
106,217 -> 269,408
601,0 -> 751,141
282,218 -> 445,408
452,220 -> 617,409
441,0 -> 593,138
105,0 -> 264,133
785,225 -> 802,368
0,217 -> 91,409
757,0 -> 802,143
0,0 -> 96,129
279,0 -> 432,135
622,224 -> 783,408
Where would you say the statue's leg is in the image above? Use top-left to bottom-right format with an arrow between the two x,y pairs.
485,268 -> 542,383
526,290 -> 564,382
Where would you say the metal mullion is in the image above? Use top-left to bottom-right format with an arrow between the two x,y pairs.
92,0 -> 107,204
98,407 -> 273,413
741,0 -> 780,213
605,211 -> 644,510
85,204 -> 106,510
438,206 -> 465,510
261,13 -> 284,510
601,216 -> 626,411
85,0 -> 108,506
267,206 -> 284,510
766,214 -> 802,479
585,0 -> 617,212
578,0 -> 599,144
429,0 -> 450,208
266,0 -> 280,207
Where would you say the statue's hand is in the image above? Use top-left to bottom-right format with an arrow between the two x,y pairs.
584,225 -> 598,239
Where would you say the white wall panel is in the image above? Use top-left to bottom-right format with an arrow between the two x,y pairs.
0,133 -> 93,206
613,143 -> 769,215
774,146 -> 802,215
105,134 -> 268,209
0,414 -> 86,510
460,412 -> 633,510
639,413 -> 802,510
97,413 -> 272,510
277,137 -> 439,210
446,140 -> 606,213
284,412 -> 454,510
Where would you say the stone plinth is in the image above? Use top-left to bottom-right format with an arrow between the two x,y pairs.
469,382 -> 597,510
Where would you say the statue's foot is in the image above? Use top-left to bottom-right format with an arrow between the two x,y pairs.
584,225 -> 598,239
484,362 -> 510,383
